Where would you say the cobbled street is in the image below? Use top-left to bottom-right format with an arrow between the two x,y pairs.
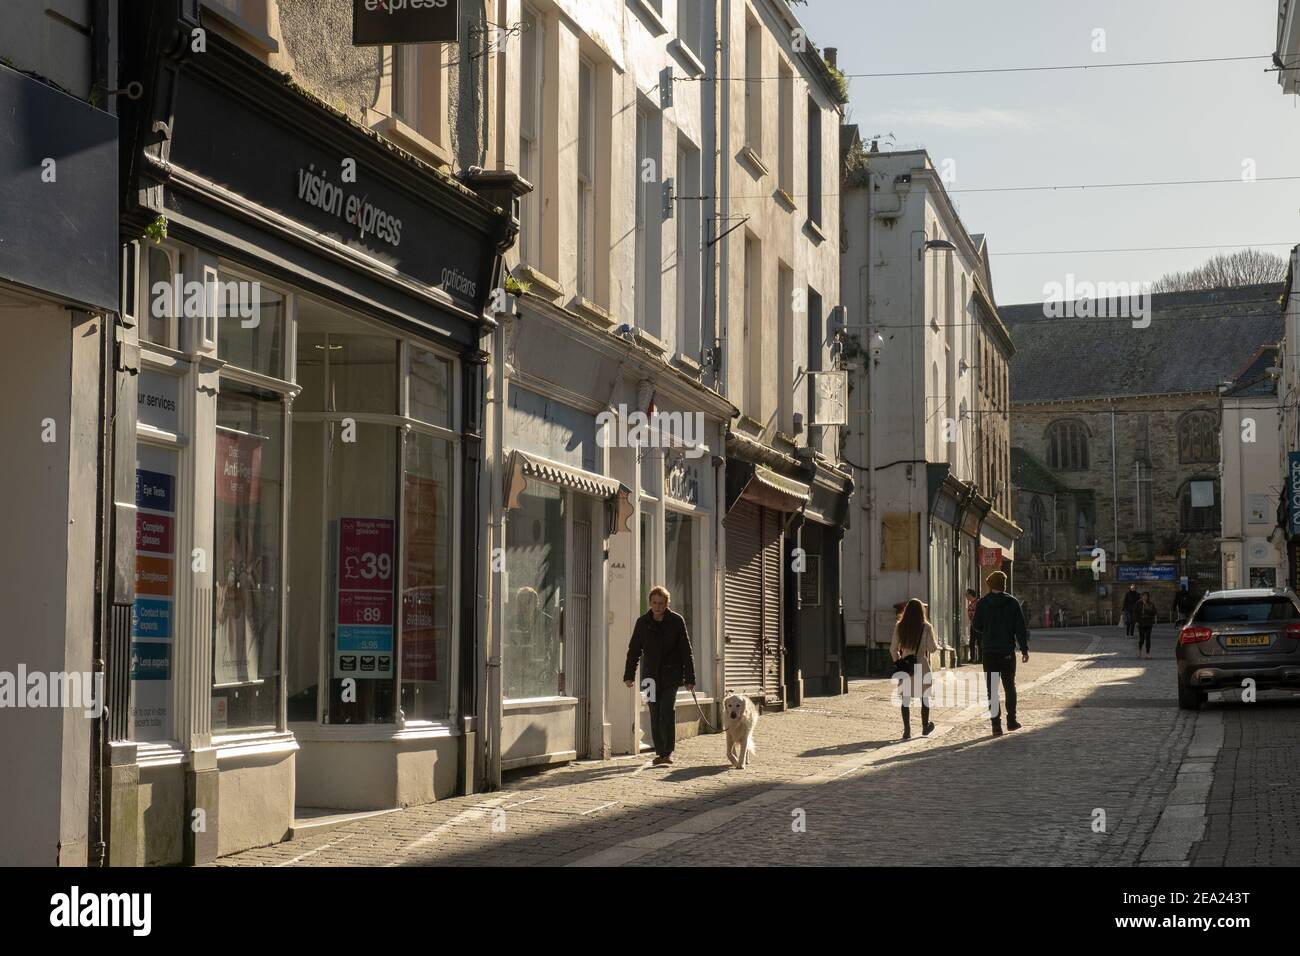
216,624 -> 1298,867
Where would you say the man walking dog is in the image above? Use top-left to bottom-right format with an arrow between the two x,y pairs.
624,586 -> 696,766
971,570 -> 1030,737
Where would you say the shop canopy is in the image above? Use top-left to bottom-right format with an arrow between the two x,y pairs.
504,449 -> 633,534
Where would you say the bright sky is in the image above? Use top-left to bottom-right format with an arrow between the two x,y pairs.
795,0 -> 1300,306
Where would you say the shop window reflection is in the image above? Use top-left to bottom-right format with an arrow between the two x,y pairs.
504,487 -> 565,699
401,431 -> 452,721
211,384 -> 283,733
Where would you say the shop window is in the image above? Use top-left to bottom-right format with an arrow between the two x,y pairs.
664,510 -> 696,642
409,345 -> 451,428
504,486 -> 566,699
640,507 -> 655,616
218,283 -> 284,378
295,305 -> 398,414
401,431 -> 453,722
144,246 -> 178,350
326,423 -> 400,724
211,383 -> 284,733
133,441 -> 179,741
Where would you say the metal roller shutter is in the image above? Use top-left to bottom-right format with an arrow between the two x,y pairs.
724,499 -> 764,696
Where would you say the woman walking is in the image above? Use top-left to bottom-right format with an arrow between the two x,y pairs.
891,598 -> 938,740
1136,591 -> 1158,658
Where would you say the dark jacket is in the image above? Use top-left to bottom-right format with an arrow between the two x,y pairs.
623,609 -> 696,687
1174,589 -> 1193,615
1122,589 -> 1141,615
1137,600 -> 1158,628
971,591 -> 1029,656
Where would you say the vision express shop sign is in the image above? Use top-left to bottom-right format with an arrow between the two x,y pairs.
353,0 -> 459,45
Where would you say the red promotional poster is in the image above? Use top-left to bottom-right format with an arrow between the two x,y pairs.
216,431 -> 263,505
401,475 -> 439,681
338,590 -> 394,627
136,511 -> 174,555
979,546 -> 1003,568
337,517 -> 395,592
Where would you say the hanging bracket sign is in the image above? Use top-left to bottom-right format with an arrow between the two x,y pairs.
353,0 -> 460,45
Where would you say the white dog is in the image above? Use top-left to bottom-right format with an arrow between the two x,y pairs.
723,693 -> 759,769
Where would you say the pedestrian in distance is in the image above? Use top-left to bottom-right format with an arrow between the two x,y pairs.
965,588 -> 981,663
971,570 -> 1029,737
1136,591 -> 1158,659
624,585 -> 696,766
1122,583 -> 1140,637
1172,585 -> 1194,627
890,598 -> 937,740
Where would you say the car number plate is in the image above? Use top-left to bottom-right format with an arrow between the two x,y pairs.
1224,635 -> 1271,647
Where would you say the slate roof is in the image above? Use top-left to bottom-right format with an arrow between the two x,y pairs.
1001,283 -> 1285,404
1010,446 -> 1064,493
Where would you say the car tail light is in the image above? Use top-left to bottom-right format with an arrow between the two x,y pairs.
1179,626 -> 1213,645
1286,623 -> 1300,639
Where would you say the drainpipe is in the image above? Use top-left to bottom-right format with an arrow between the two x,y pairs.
486,316 -> 506,791
1111,406 -> 1118,570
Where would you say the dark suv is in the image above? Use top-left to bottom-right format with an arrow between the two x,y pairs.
1176,588 -> 1300,709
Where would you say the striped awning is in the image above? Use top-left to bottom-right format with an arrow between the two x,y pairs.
504,449 -> 633,532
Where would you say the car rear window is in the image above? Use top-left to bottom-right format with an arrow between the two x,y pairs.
1194,597 -> 1299,623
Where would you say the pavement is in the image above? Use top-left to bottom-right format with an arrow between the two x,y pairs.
215,624 -> 1299,867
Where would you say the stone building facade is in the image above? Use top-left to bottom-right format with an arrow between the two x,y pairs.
1004,284 -> 1284,628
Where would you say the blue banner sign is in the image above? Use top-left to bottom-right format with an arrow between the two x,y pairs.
1290,452 -> 1300,538
1117,564 -> 1177,583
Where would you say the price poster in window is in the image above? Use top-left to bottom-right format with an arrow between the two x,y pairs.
132,444 -> 176,740
334,517 -> 395,679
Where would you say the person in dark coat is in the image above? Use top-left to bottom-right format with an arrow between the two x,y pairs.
624,585 -> 696,766
1173,586 -> 1194,626
1122,584 -> 1140,637
971,570 -> 1029,737
965,588 -> 981,663
1136,591 -> 1158,658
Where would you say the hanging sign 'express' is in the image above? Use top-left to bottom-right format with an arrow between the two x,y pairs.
353,0 -> 459,46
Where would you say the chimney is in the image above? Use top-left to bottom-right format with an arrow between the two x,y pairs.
869,139 -> 880,153
825,47 -> 838,69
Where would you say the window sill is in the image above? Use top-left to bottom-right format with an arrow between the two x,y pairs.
503,696 -> 580,711
570,294 -> 616,329
774,187 -> 797,212
372,115 -> 452,169
804,217 -> 827,243
201,1 -> 280,59
631,0 -> 670,36
738,145 -> 769,179
212,730 -> 300,762
516,264 -> 564,302
290,721 -> 459,742
669,38 -> 707,77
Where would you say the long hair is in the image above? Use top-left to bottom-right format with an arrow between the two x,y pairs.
896,598 -> 928,655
